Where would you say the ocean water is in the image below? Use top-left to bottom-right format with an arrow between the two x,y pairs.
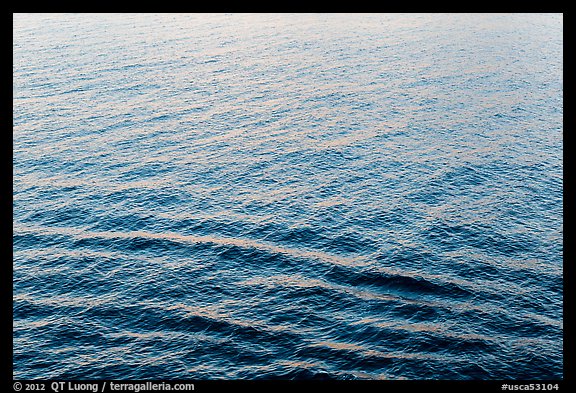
13,13 -> 563,380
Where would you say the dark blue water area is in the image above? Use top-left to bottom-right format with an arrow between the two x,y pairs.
13,14 -> 562,380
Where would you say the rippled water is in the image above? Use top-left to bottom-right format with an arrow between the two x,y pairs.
13,13 -> 563,380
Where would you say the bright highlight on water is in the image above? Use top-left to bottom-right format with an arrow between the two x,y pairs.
13,13 -> 562,380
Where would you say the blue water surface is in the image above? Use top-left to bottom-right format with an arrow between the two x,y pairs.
13,13 -> 563,380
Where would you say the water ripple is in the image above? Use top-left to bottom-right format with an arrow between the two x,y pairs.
13,13 -> 562,380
